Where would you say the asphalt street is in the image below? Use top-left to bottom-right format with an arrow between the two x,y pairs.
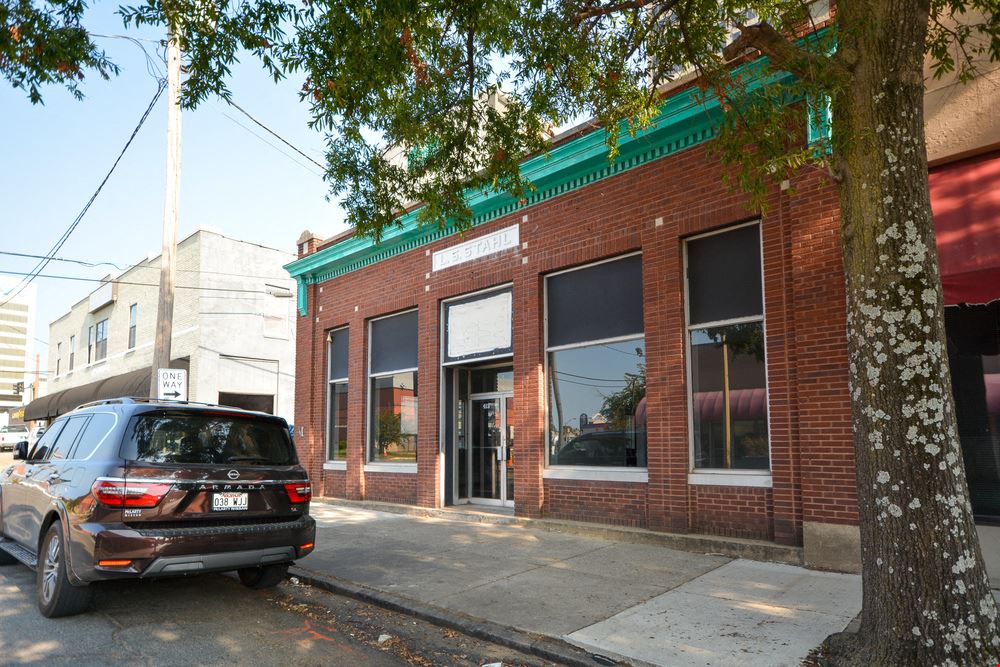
0,452 -> 549,667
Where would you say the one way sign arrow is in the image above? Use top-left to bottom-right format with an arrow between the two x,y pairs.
156,369 -> 188,402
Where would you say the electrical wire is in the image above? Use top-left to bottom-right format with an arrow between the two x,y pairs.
0,270 -> 282,295
0,250 -> 290,281
224,99 -> 326,171
215,106 -> 325,177
0,78 -> 167,310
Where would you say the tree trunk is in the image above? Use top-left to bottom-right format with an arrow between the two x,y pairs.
831,1 -> 1000,663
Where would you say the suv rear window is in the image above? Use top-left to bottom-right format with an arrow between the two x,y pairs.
122,411 -> 296,465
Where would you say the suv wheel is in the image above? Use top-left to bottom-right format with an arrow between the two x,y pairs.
237,563 -> 289,589
37,522 -> 92,618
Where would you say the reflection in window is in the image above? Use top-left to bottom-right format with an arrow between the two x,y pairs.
947,302 -> 1000,521
548,340 -> 647,467
686,223 -> 769,471
690,323 -> 769,469
328,382 -> 348,460
370,372 -> 418,462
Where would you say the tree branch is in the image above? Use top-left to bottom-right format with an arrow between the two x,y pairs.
573,0 -> 657,23
722,21 -> 846,85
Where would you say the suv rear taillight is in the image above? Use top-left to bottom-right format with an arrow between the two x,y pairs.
91,479 -> 173,508
284,482 -> 312,504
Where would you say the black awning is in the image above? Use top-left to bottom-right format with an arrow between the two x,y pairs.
24,359 -> 190,421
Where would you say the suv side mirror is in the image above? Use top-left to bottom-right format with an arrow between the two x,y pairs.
13,440 -> 28,460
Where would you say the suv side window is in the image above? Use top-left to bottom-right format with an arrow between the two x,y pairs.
47,416 -> 89,461
29,420 -> 65,461
69,413 -> 116,460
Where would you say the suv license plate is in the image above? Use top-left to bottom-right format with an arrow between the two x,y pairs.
213,492 -> 248,511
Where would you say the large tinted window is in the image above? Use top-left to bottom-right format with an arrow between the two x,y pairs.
370,372 -> 418,462
123,412 -> 296,465
370,310 -> 418,374
546,254 -> 646,468
70,413 -> 116,460
686,223 -> 769,471
48,416 -> 88,461
30,420 -> 65,460
547,254 -> 643,347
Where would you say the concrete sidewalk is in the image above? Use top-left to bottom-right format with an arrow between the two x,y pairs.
297,501 -> 862,666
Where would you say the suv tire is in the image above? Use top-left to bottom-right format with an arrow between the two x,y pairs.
37,522 -> 92,618
237,563 -> 289,589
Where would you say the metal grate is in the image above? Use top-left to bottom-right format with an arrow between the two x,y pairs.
0,538 -> 37,569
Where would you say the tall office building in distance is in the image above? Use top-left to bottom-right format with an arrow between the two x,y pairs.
0,278 -> 37,412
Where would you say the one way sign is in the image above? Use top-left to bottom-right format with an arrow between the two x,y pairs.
157,368 -> 188,402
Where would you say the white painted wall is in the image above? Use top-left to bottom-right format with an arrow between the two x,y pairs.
46,230 -> 295,421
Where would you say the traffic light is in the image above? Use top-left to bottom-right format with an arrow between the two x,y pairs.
13,382 -> 23,395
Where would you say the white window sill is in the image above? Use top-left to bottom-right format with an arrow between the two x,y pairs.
688,471 -> 773,488
364,462 -> 417,474
543,467 -> 648,483
323,461 -> 347,471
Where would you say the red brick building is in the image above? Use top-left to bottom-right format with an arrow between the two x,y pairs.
285,83 -> 1000,572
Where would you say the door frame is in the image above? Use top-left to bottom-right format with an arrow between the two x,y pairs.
467,391 -> 514,507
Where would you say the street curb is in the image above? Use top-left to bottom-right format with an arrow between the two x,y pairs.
288,566 -> 627,667
314,497 -> 803,566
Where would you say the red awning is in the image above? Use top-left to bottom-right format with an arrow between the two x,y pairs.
694,387 -> 767,420
930,150 -> 1000,305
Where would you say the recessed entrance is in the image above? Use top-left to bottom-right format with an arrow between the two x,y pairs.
449,365 -> 514,508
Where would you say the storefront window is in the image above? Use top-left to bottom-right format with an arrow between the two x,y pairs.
686,223 -> 769,471
368,310 -> 418,463
548,341 -> 646,466
327,327 -> 349,461
690,323 -> 768,469
370,372 -> 418,462
545,253 -> 646,468
946,303 -> 1000,521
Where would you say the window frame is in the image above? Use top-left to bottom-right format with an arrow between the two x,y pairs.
68,335 -> 75,371
325,326 -> 349,465
87,325 -> 94,364
683,220 -> 772,486
128,303 -> 138,350
95,318 -> 108,361
56,342 -> 61,376
542,252 -> 649,482
365,309 -> 419,471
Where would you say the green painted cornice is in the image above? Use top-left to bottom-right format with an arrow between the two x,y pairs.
284,40 -> 824,316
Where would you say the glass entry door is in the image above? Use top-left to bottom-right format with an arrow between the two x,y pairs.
470,393 -> 513,506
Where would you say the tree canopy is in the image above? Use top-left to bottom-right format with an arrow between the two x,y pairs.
5,0 -> 1000,663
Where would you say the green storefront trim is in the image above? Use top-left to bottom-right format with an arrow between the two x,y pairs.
285,34 -> 833,317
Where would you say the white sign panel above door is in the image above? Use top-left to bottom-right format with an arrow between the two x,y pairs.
445,289 -> 513,363
432,225 -> 519,272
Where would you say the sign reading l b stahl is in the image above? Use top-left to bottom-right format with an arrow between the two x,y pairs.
432,224 -> 519,272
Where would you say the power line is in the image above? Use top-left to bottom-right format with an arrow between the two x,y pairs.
0,250 -> 290,281
216,106 -> 325,177
0,79 -> 167,311
224,99 -> 326,171
0,250 -> 129,272
0,270 -> 282,295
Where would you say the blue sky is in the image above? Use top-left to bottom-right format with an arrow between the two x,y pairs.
0,6 -> 349,368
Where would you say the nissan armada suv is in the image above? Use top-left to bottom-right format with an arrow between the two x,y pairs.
0,398 -> 316,617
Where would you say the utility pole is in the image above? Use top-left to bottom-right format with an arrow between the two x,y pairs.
150,26 -> 182,397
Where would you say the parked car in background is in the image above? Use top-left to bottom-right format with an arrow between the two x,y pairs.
0,397 -> 315,617
28,426 -> 46,449
0,425 -> 29,452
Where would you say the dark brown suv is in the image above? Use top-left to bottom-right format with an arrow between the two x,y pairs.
0,398 -> 316,617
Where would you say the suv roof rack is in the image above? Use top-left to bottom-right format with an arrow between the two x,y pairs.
74,396 -> 255,411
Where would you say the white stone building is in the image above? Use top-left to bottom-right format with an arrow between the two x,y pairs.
26,229 -> 296,423
0,278 -> 37,415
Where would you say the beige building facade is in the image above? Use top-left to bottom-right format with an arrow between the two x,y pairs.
34,229 -> 297,422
